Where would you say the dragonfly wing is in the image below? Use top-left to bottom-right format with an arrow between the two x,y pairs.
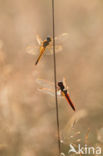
38,88 -> 63,98
45,44 -> 62,55
63,77 -> 69,90
38,88 -> 55,96
55,45 -> 63,53
36,79 -> 62,96
26,45 -> 39,55
36,78 -> 54,90
55,33 -> 69,42
57,90 -> 63,98
50,45 -> 63,54
36,35 -> 43,45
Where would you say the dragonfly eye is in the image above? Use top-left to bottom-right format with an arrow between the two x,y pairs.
47,37 -> 51,42
58,81 -> 63,86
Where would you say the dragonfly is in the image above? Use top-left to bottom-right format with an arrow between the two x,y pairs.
36,78 -> 75,111
26,33 -> 69,65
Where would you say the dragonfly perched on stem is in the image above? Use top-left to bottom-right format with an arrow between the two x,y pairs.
36,77 -> 75,111
26,33 -> 69,65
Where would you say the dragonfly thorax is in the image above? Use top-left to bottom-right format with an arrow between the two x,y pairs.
43,40 -> 50,47
43,37 -> 51,48
58,81 -> 65,91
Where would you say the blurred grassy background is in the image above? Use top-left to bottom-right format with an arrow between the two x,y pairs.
0,0 -> 103,155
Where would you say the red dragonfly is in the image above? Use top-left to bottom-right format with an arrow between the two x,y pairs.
58,81 -> 75,111
36,78 -> 76,111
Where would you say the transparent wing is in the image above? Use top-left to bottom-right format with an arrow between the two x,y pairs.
36,35 -> 43,45
38,88 -> 63,98
36,78 -> 54,90
38,88 -> 55,96
36,33 -> 69,45
63,77 -> 69,90
55,33 -> 69,42
36,78 -> 63,98
44,44 -> 62,55
26,45 -> 39,55
49,45 -> 63,55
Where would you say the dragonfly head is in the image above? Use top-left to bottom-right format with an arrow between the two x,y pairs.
58,81 -> 64,91
47,37 -> 51,42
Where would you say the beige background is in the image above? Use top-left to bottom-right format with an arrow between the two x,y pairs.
0,0 -> 103,155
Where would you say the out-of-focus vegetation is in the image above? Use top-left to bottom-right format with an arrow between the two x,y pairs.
0,0 -> 103,155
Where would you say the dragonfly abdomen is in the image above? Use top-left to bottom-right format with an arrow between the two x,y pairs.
65,93 -> 75,111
